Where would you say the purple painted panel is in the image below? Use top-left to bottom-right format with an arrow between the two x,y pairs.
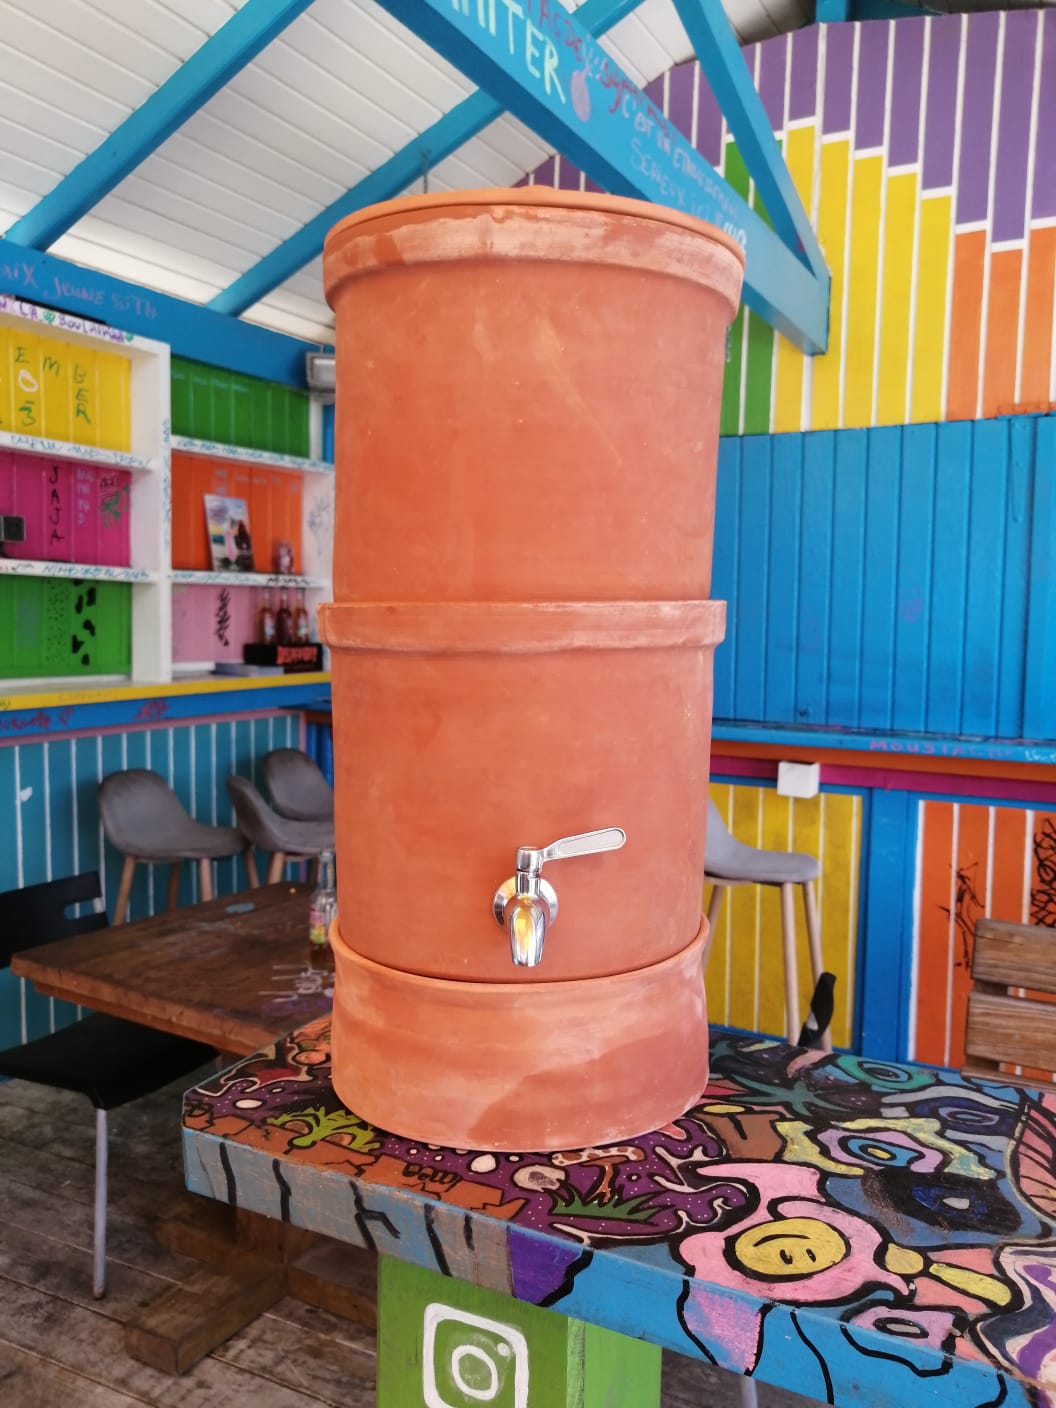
667,61 -> 694,142
823,25 -> 855,136
855,22 -> 890,150
788,24 -> 819,124
993,12 -> 1036,242
888,20 -> 925,167
694,68 -> 725,167
956,11 -> 1000,224
555,153 -> 581,190
534,155 -> 556,187
757,37 -> 787,132
1033,11 -> 1056,219
922,16 -> 960,190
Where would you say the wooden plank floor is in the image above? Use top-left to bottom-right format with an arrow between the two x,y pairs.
0,1075 -> 814,1408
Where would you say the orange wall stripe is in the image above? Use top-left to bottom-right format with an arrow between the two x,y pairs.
1020,226 -> 1056,411
945,230 -> 987,421
982,248 -> 1024,418
914,800 -> 955,1065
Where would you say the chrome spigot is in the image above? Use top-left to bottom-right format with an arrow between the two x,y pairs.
492,827 -> 626,967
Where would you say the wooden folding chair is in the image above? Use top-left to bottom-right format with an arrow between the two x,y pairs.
963,916 -> 1056,1089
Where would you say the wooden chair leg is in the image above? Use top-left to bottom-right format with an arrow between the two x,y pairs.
266,852 -> 286,885
166,864 -> 181,912
801,879 -> 831,1052
779,881 -> 800,1046
244,847 -> 260,889
703,884 -> 726,974
198,857 -> 214,903
113,855 -> 136,925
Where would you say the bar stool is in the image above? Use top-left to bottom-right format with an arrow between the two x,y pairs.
703,800 -> 829,1051
263,748 -> 334,822
226,775 -> 335,885
99,770 -> 244,923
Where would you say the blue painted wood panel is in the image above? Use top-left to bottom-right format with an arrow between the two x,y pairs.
0,709 -> 301,1050
713,413 -> 1051,739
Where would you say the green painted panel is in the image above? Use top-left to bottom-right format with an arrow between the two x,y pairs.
376,1256 -> 661,1408
0,578 -> 131,677
170,357 -> 310,457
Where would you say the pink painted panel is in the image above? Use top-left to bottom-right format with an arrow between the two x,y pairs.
172,582 -> 258,663
1,454 -> 130,566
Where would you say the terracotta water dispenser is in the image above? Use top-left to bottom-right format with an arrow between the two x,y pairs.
320,189 -> 743,1152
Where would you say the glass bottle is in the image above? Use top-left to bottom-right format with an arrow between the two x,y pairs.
294,587 -> 310,643
308,849 -> 337,954
258,589 -> 276,645
275,587 -> 293,645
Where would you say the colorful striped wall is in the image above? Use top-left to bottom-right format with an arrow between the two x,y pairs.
913,801 -> 1056,1069
712,412 -> 1056,741
707,782 -> 862,1049
0,711 -> 301,1050
526,10 -> 1056,433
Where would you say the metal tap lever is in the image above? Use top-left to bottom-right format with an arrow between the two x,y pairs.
494,827 -> 627,967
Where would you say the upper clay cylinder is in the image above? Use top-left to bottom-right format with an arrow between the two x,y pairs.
323,188 -> 744,605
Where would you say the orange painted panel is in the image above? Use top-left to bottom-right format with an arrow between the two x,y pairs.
914,800 -> 955,1066
945,231 -> 987,422
982,248 -> 1023,418
948,804 -> 991,1068
1030,812 -> 1056,929
1020,227 -> 1056,411
990,806 -> 1030,925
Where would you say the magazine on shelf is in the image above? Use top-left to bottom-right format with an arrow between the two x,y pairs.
203,494 -> 254,572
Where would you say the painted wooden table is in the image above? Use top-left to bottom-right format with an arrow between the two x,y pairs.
184,1018 -> 1056,1408
12,883 -> 331,1054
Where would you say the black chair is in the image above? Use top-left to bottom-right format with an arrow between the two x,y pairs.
0,872 -> 215,1297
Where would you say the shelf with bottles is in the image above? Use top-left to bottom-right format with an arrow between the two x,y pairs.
0,298 -> 170,688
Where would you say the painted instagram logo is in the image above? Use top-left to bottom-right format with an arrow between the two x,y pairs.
422,1303 -> 530,1408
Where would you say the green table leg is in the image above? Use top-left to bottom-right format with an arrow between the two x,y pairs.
377,1255 -> 662,1408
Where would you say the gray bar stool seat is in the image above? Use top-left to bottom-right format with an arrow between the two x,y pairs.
703,800 -> 828,1050
99,769 -> 243,922
263,747 -> 334,822
227,774 -> 336,885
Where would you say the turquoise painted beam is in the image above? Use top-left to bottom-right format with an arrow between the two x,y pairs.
209,0 -> 643,316
374,0 -> 828,352
6,0 -> 317,251
0,238 -> 320,386
671,0 -> 827,281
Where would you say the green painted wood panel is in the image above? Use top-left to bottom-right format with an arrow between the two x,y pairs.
0,578 -> 131,678
171,357 -> 311,457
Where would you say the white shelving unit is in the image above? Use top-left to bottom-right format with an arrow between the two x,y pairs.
0,297 -> 334,690
0,295 -> 171,686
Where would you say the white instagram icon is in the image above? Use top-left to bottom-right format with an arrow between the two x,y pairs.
422,1302 -> 530,1408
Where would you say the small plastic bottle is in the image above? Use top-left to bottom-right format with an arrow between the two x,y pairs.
275,587 -> 293,645
308,849 -> 337,956
258,589 -> 276,645
294,587 -> 310,644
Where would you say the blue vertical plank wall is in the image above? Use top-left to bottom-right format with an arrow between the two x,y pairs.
0,711 -> 301,1048
712,413 -> 1054,740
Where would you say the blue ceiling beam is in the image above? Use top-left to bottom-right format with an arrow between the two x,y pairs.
0,239 -> 320,386
5,0 -> 317,251
370,0 -> 828,352
671,0 -> 827,281
209,0 -> 642,317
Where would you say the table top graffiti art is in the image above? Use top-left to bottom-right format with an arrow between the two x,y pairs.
183,1018 -> 1056,1408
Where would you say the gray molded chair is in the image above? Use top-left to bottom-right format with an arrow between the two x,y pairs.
0,872 -> 214,1297
99,769 -> 243,923
263,748 -> 334,823
226,774 -> 335,886
703,800 -> 828,1051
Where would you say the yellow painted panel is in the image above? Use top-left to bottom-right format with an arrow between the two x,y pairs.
95,350 -> 132,453
843,154 -> 883,429
810,139 -> 850,430
773,125 -> 816,434
69,347 -> 100,447
10,328 -> 42,436
39,337 -> 72,444
705,784 -> 863,1048
0,324 -> 11,432
910,195 -> 953,424
877,171 -> 919,427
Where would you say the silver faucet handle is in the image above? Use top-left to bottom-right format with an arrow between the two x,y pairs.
517,827 -> 626,873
